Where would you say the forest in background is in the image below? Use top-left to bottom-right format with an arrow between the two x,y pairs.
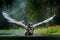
0,0 -> 60,29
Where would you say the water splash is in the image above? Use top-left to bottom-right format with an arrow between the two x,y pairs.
9,0 -> 27,15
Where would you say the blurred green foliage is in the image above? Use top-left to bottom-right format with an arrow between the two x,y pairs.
0,0 -> 58,29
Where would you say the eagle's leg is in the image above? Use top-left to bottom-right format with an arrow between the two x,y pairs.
25,31 -> 33,36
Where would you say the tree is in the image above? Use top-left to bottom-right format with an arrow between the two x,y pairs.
55,0 -> 60,25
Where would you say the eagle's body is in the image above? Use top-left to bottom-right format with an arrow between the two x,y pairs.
25,24 -> 34,36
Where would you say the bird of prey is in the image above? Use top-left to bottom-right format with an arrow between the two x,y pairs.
2,12 -> 56,36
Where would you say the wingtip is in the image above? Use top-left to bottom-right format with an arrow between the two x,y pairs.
2,12 -> 6,15
54,15 -> 56,16
2,12 -> 9,16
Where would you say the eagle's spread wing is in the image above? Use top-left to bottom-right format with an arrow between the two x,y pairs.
2,12 -> 27,28
32,15 -> 56,28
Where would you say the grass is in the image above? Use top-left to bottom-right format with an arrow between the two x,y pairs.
0,28 -> 25,35
34,25 -> 60,34
0,25 -> 60,35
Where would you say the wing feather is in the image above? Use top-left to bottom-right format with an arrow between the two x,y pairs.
32,15 -> 56,28
2,12 -> 27,28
